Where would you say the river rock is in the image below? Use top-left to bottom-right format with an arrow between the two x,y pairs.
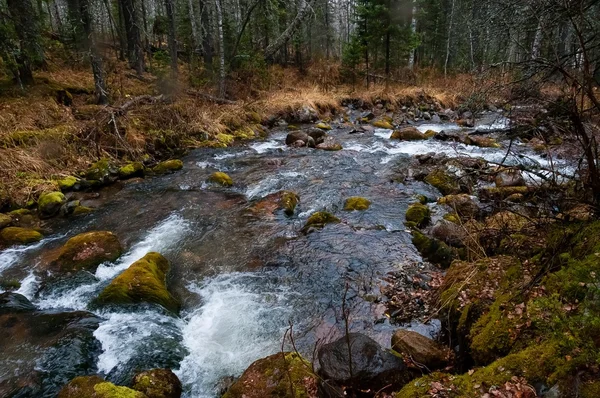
85,159 -> 118,184
412,230 -> 456,268
424,168 -> 461,196
406,203 -> 431,227
119,162 -> 145,179
0,213 -> 12,229
307,128 -> 327,145
431,114 -> 442,123
0,226 -> 43,245
373,120 -> 394,129
318,333 -> 412,392
0,292 -> 36,314
280,191 -> 299,216
52,231 -> 123,273
291,106 -> 318,123
495,169 -> 526,187
344,197 -> 371,211
223,352 -> 317,398
390,127 -> 426,141
316,122 -> 332,130
285,131 -> 309,146
466,135 -> 500,148
38,191 -> 67,217
132,368 -> 182,398
438,194 -> 480,219
316,136 -> 342,151
430,220 -> 467,247
208,171 -> 233,186
58,176 -> 79,191
94,252 -> 180,313
153,159 -> 183,174
58,376 -> 146,398
302,211 -> 340,232
392,330 -> 451,371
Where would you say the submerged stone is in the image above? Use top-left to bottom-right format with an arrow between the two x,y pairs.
208,171 -> 233,186
94,252 -> 179,313
132,369 -> 182,398
405,203 -> 431,227
52,231 -> 123,273
280,191 -> 299,216
344,196 -> 371,211
152,160 -> 183,174
38,191 -> 67,217
223,352 -> 317,398
0,226 -> 43,245
302,211 -> 340,231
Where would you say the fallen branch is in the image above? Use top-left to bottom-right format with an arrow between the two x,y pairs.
115,94 -> 166,115
186,90 -> 237,105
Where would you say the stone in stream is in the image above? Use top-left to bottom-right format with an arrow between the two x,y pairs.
0,292 -> 36,314
316,122 -> 332,130
412,230 -> 456,268
152,159 -> 184,174
280,191 -> 300,216
119,162 -> 145,179
317,333 -> 414,393
391,330 -> 452,371
0,226 -> 43,245
372,120 -> 394,129
51,231 -> 123,273
132,369 -> 182,398
390,126 -> 426,141
465,135 -> 501,148
94,252 -> 180,313
431,220 -> 467,248
0,213 -> 12,229
208,171 -> 233,186
437,194 -> 481,219
302,211 -> 340,232
307,127 -> 328,145
285,131 -> 309,146
405,203 -> 431,227
495,168 -> 526,187
85,159 -> 118,184
315,136 -> 342,151
38,191 -> 67,217
58,376 -> 146,398
223,352 -> 317,398
424,168 -> 461,196
344,196 -> 371,211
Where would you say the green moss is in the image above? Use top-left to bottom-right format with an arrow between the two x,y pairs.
344,197 -> 371,211
0,278 -> 21,290
53,231 -> 122,272
72,206 -> 94,216
57,176 -> 78,191
223,352 -> 317,398
132,369 -> 182,398
316,122 -> 332,130
302,211 -> 340,231
94,382 -> 147,398
412,230 -> 455,268
469,294 -> 516,364
0,213 -> 12,229
390,127 -> 426,141
443,213 -> 460,223
152,159 -> 183,174
216,133 -> 235,145
415,194 -> 428,204
208,171 -> 233,187
394,372 -> 447,397
8,209 -> 32,216
1,227 -> 43,245
58,375 -> 105,398
424,169 -> 460,196
479,186 -> 529,200
119,162 -> 145,179
423,129 -> 437,139
38,191 -> 66,216
280,191 -> 299,216
95,252 -> 179,313
581,381 -> 600,398
405,203 -> 431,227
372,120 -> 394,129
468,136 -> 501,148
85,159 -> 114,181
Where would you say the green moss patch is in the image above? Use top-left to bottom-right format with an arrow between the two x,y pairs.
0,227 -> 43,245
119,162 -> 145,179
152,160 -> 183,174
302,211 -> 340,232
208,171 -> 233,186
280,191 -> 299,216
405,203 -> 431,227
344,197 -> 371,211
38,191 -> 66,217
424,169 -> 460,196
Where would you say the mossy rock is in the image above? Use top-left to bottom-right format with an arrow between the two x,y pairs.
405,203 -> 430,227
412,230 -> 455,268
373,120 -> 394,129
208,172 -> 233,187
58,375 -> 147,398
0,213 -> 12,229
443,212 -> 460,223
223,352 -> 317,398
316,122 -> 332,130
216,133 -> 235,145
467,135 -> 501,148
1,227 -> 43,245
152,160 -> 183,174
424,169 -> 460,196
391,330 -> 451,371
94,252 -> 179,313
423,129 -> 437,139
38,191 -> 66,217
132,369 -> 182,398
438,194 -> 480,218
280,191 -> 299,216
53,231 -> 122,273
58,176 -> 79,191
344,197 -> 371,211
390,127 -> 426,141
479,186 -> 529,201
72,206 -> 94,216
119,162 -> 145,179
85,159 -> 117,182
302,211 -> 340,232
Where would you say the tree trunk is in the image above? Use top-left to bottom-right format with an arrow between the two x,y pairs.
165,0 -> 178,77
444,0 -> 455,76
200,0 -> 214,76
6,0 -> 45,85
408,0 -> 417,70
121,0 -> 145,75
188,0 -> 202,53
531,18 -> 543,60
264,0 -> 315,60
79,0 -> 109,104
215,0 -> 226,97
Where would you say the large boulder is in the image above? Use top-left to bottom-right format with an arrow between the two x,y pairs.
51,231 -> 123,273
391,330 -> 452,371
318,333 -> 412,393
0,226 -> 43,245
391,127 -> 426,141
38,191 -> 67,217
285,131 -> 310,146
495,169 -> 526,187
437,194 -> 480,219
223,352 -> 317,398
58,376 -> 146,398
94,252 -> 179,313
132,369 -> 182,398
307,128 -> 328,145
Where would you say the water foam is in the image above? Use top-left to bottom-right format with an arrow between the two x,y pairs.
0,236 -> 61,276
176,272 -> 293,397
250,140 -> 286,154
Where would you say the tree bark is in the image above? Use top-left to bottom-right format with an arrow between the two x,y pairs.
120,0 -> 145,75
408,0 -> 417,70
165,0 -> 178,77
6,0 -> 45,84
200,0 -> 214,76
215,0 -> 226,97
264,0 -> 315,60
188,0 -> 202,53
79,0 -> 109,104
444,0 -> 456,76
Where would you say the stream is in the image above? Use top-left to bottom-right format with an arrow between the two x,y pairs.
0,111 -> 569,397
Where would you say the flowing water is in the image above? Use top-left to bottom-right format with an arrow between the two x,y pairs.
0,113 -> 574,397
